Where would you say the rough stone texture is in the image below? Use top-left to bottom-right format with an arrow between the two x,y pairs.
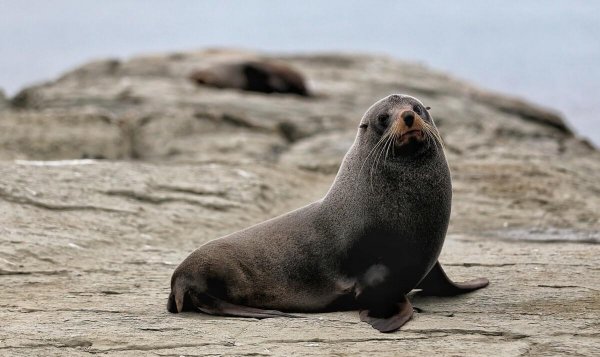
0,49 -> 598,356
0,110 -> 126,160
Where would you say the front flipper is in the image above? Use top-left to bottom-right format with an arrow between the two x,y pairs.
187,290 -> 298,319
416,261 -> 489,296
359,295 -> 414,333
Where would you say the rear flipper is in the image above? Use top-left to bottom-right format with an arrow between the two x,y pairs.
416,261 -> 489,296
189,290 -> 299,318
167,288 -> 298,319
359,295 -> 414,333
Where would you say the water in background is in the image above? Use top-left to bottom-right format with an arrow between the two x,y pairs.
1,0 -> 598,145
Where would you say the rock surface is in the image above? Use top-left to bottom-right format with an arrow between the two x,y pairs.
0,49 -> 598,356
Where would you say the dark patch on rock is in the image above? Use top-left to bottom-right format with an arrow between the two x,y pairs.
277,121 -> 302,142
11,87 -> 39,109
0,88 -> 7,110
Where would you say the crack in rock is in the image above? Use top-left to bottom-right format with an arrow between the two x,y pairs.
537,284 -> 598,291
154,184 -> 228,198
411,328 -> 529,340
262,336 -> 435,345
0,269 -> 69,276
87,342 -> 233,353
0,338 -> 93,350
103,189 -> 239,211
0,187 -> 136,213
444,262 -> 517,267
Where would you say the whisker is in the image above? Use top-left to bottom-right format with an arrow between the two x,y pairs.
422,122 -> 445,152
378,121 -> 402,174
383,131 -> 398,165
362,131 -> 392,190
376,135 -> 393,171
384,131 -> 397,162
359,132 -> 389,175
370,134 -> 390,185
370,134 -> 394,189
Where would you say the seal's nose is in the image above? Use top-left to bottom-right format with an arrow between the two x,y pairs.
401,111 -> 415,127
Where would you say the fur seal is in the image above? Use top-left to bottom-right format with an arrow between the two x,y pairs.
189,60 -> 310,96
167,94 -> 488,332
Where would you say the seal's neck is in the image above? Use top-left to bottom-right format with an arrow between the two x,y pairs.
321,136 -> 450,222
328,134 -> 442,182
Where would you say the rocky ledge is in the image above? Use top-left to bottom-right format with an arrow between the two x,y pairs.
0,49 -> 598,356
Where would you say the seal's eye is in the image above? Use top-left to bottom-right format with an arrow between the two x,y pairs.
413,105 -> 422,115
377,113 -> 390,124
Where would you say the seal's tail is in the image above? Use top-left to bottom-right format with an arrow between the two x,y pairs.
167,278 -> 298,319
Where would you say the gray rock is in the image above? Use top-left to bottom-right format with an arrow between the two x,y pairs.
0,109 -> 125,160
280,130 -> 355,173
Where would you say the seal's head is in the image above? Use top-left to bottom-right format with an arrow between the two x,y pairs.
359,94 -> 442,156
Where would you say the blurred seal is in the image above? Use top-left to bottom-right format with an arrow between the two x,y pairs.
189,60 -> 310,96
167,94 -> 488,332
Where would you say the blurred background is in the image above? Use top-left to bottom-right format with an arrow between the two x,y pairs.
0,0 -> 599,145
